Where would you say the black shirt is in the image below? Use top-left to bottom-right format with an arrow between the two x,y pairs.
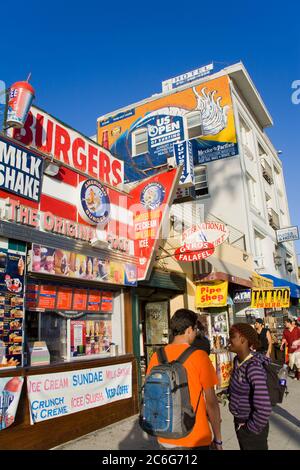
257,327 -> 270,352
192,336 -> 211,355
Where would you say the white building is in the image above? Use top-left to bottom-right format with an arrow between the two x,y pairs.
97,62 -> 300,310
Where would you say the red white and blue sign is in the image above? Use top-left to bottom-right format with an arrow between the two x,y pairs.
78,179 -> 110,226
140,182 -> 165,210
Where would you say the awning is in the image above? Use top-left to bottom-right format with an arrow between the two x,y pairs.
195,256 -> 253,288
261,274 -> 300,299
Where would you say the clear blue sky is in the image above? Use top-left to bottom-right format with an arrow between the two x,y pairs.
2,0 -> 300,261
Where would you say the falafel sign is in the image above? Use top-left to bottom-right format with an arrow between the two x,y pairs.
174,221 -> 228,263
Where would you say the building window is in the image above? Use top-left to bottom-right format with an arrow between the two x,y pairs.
185,111 -> 202,139
254,230 -> 264,268
240,118 -> 252,150
132,128 -> 148,156
246,174 -> 259,210
194,165 -> 208,197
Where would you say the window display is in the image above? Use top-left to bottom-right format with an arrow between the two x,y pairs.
25,283 -> 119,366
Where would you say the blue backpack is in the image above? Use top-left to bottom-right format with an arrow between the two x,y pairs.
139,346 -> 202,438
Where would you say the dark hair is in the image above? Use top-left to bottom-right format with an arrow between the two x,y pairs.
284,318 -> 292,324
170,309 -> 198,336
230,323 -> 261,350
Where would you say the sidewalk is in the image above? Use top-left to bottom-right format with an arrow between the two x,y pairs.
54,377 -> 300,450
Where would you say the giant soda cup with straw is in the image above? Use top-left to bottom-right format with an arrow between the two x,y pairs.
6,79 -> 35,128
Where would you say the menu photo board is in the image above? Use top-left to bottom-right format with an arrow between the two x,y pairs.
26,283 -> 113,315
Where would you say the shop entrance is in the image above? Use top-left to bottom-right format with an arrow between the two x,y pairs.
142,300 -> 170,368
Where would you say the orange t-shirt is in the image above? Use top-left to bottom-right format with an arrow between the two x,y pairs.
147,343 -> 218,448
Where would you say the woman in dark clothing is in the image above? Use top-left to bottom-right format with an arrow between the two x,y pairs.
254,318 -> 272,358
228,323 -> 272,450
192,320 -> 211,355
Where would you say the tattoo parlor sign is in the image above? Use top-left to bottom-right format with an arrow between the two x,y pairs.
251,288 -> 290,309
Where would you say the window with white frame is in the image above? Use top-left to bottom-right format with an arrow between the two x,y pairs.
240,117 -> 252,150
254,230 -> 265,268
132,128 -> 148,156
246,174 -> 258,208
185,111 -> 202,139
194,165 -> 209,197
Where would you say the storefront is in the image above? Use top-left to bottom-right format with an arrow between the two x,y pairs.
253,274 -> 300,363
0,102 -> 181,448
0,120 -> 141,447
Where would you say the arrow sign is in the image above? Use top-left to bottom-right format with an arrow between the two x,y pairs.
173,140 -> 195,188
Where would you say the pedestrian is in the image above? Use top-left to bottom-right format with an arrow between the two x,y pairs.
280,318 -> 300,380
228,323 -> 272,450
147,308 -> 223,450
192,319 -> 211,355
254,318 -> 273,358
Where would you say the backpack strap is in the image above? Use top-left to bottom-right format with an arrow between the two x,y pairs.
157,347 -> 168,364
177,346 -> 202,413
176,346 -> 198,365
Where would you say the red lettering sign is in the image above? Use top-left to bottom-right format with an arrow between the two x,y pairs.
12,107 -> 124,186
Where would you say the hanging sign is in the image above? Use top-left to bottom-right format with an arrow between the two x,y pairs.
195,281 -> 228,308
175,241 -> 214,262
173,140 -> 195,188
128,168 -> 181,280
276,226 -> 299,243
183,222 -> 229,247
251,288 -> 290,309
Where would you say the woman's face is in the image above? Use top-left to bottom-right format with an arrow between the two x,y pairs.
228,329 -> 243,353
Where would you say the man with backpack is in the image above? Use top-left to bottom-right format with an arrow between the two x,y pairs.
141,309 -> 222,450
228,323 -> 273,450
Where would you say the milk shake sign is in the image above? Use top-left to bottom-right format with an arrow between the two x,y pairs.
0,135 -> 43,202
11,106 -> 124,186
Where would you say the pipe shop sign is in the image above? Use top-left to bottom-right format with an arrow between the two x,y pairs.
175,222 -> 229,262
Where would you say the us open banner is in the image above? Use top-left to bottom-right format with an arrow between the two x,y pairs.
251,288 -> 290,309
27,362 -> 132,424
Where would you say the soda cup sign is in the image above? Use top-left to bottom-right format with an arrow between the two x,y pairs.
7,81 -> 35,128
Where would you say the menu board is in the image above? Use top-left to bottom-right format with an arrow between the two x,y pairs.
101,292 -> 113,312
26,284 -> 39,310
26,283 -> 113,314
0,251 -> 26,367
87,291 -> 101,312
56,287 -> 73,310
38,285 -> 56,310
73,289 -> 88,311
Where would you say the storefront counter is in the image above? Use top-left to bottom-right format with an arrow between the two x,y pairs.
0,354 -> 138,450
